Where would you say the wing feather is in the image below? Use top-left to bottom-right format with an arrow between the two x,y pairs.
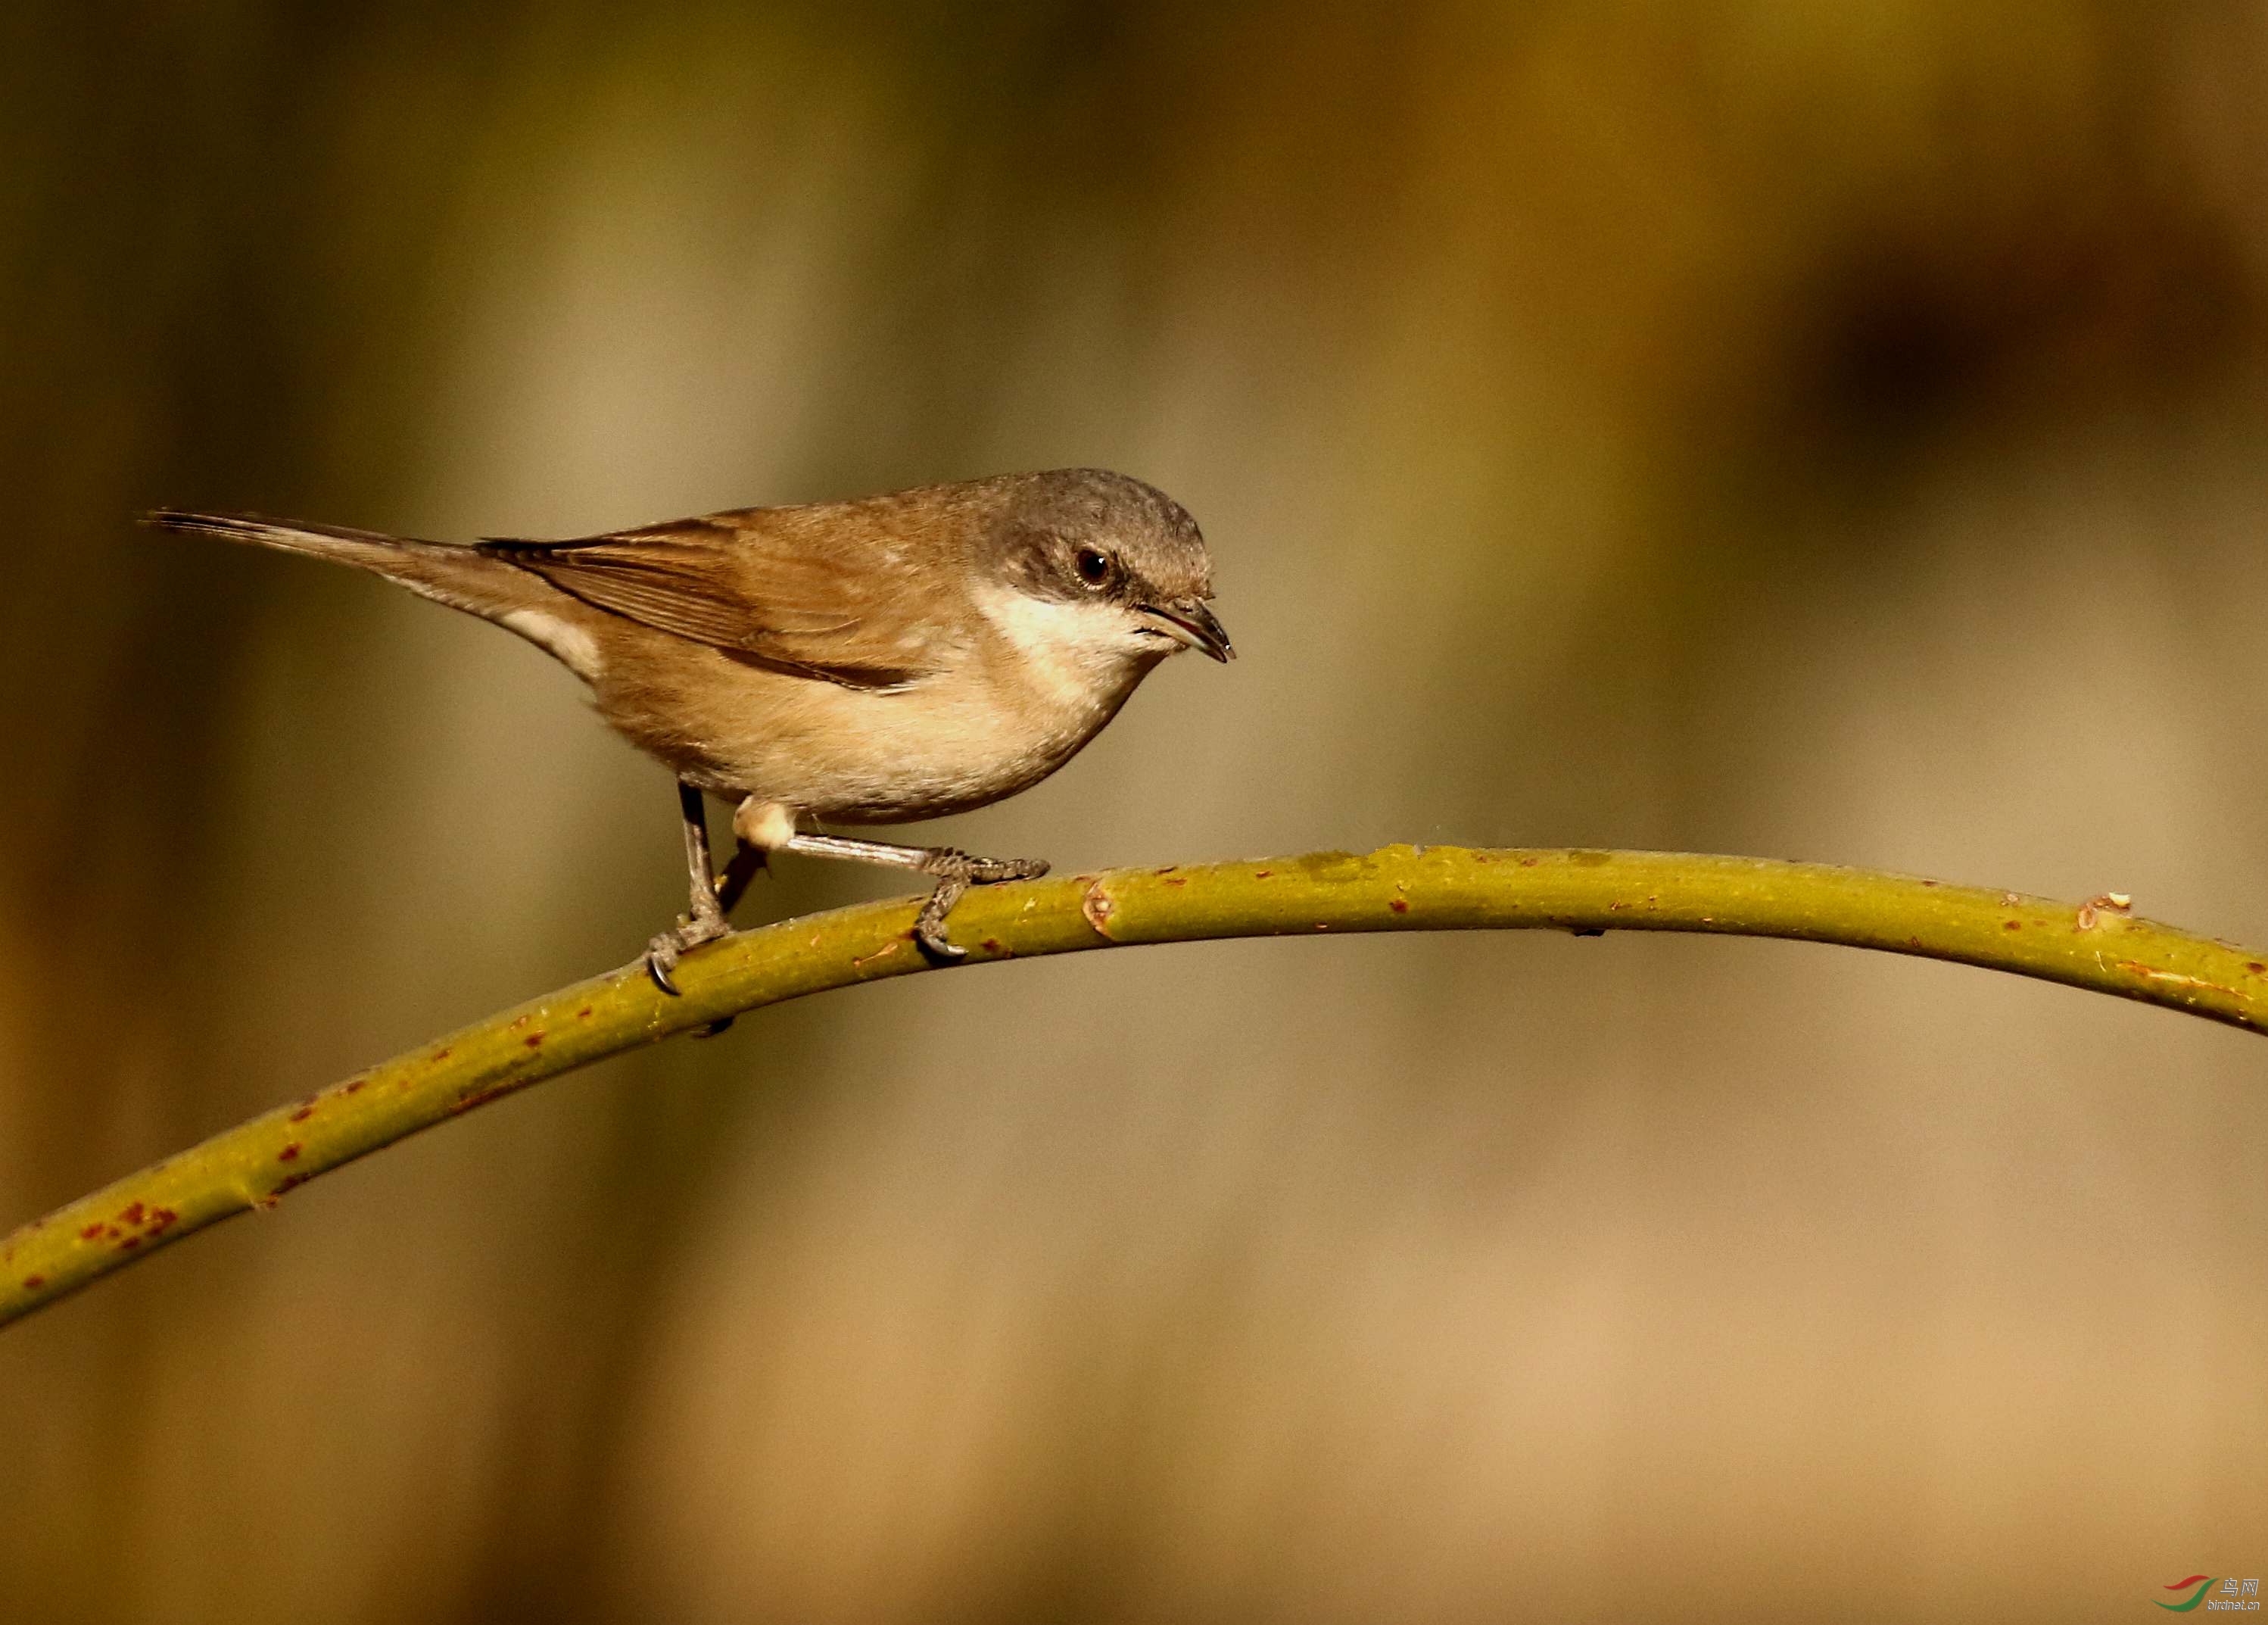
480,508 -> 955,689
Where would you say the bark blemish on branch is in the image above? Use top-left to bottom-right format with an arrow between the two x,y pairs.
1080,878 -> 1119,938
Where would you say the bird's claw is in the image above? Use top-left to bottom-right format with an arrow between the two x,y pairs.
644,910 -> 731,996
911,850 -> 1049,962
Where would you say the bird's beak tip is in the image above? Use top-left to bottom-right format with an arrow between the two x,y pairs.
1140,600 -> 1235,663
1195,603 -> 1235,663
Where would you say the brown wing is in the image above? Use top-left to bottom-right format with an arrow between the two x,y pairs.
480,508 -> 953,689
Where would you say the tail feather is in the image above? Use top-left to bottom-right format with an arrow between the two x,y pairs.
145,508 -> 458,567
144,508 -> 537,622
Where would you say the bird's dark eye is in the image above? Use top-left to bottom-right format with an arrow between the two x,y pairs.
1073,547 -> 1111,586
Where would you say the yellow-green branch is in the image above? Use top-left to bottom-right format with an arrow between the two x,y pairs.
5,846 -> 2263,1328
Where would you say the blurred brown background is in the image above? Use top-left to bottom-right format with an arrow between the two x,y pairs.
2,3 -> 2264,1620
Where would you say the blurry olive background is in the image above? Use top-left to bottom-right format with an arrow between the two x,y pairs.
2,4 -> 2264,1621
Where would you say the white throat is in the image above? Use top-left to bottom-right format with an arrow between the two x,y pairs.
974,583 -> 1153,713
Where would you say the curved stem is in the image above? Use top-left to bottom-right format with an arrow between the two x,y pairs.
5,845 -> 2263,1328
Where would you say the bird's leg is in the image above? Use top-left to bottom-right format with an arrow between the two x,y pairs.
712,839 -> 768,915
646,781 -> 734,995
779,831 -> 1049,963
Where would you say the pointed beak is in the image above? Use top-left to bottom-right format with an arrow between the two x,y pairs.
1136,599 -> 1235,663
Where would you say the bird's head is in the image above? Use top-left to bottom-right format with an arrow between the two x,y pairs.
980,469 -> 1233,670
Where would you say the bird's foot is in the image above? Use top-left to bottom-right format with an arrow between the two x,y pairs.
645,906 -> 732,996
911,850 -> 1050,962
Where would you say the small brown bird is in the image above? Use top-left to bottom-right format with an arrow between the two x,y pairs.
149,469 -> 1231,987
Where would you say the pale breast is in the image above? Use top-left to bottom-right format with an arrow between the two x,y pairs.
590,633 -> 1153,824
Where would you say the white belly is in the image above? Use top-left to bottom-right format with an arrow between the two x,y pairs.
595,640 -> 1157,824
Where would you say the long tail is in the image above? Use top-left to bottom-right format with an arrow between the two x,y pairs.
144,509 -> 539,622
